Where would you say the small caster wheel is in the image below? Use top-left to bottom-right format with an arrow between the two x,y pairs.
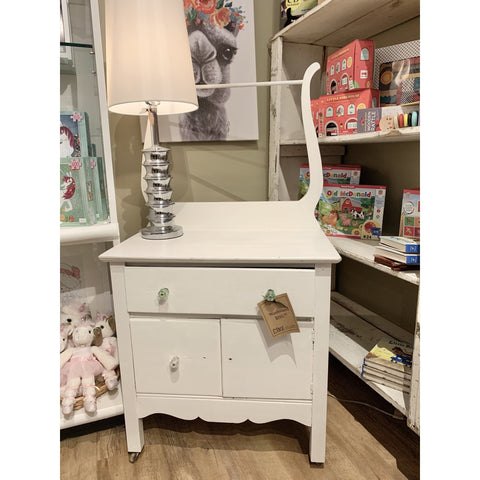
129,452 -> 140,463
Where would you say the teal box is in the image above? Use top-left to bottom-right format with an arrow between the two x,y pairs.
60,158 -> 97,226
60,111 -> 91,157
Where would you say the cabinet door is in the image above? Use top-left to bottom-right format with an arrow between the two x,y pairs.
130,317 -> 222,396
221,318 -> 314,400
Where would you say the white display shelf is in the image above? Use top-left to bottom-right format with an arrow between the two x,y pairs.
329,293 -> 413,415
60,221 -> 120,246
281,127 -> 420,146
330,237 -> 419,286
271,0 -> 419,47
60,383 -> 124,429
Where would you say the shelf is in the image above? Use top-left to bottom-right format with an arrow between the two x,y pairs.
271,0 -> 420,47
330,237 -> 419,285
281,127 -> 419,146
60,383 -> 124,429
329,293 -> 413,415
60,221 -> 120,246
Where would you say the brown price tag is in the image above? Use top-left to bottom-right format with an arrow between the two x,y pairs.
257,293 -> 299,338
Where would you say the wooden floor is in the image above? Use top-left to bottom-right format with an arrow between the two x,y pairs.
60,355 -> 419,479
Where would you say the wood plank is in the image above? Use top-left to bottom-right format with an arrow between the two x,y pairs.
273,0 -> 419,47
330,237 -> 420,286
329,299 -> 411,414
60,355 -> 420,479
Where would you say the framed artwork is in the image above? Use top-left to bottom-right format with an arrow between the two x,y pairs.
60,111 -> 90,157
155,0 -> 258,142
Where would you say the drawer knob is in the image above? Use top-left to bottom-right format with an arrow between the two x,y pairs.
157,288 -> 169,299
264,289 -> 276,302
170,356 -> 179,370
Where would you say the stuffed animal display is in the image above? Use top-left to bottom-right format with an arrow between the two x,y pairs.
60,302 -> 119,416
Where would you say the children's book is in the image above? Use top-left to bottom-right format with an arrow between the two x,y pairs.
364,337 -> 413,374
362,363 -> 411,382
362,371 -> 411,393
374,246 -> 419,265
379,236 -> 420,253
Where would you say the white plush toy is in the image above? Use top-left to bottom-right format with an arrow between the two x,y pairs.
94,313 -> 119,390
61,318 -> 118,415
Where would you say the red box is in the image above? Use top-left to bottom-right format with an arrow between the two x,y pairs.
326,39 -> 375,94
315,89 -> 380,136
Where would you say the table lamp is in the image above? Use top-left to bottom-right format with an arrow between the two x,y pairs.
105,0 -> 198,239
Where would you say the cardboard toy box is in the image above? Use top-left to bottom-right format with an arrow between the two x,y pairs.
379,56 -> 420,106
299,164 -> 361,199
317,184 -> 386,239
357,104 -> 419,133
399,189 -> 420,238
60,157 -> 98,226
326,39 -> 375,94
315,89 -> 380,136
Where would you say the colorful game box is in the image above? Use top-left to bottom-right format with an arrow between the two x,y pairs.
379,56 -> 420,106
299,164 -> 361,198
60,157 -> 98,226
315,89 -> 380,136
399,189 -> 420,238
357,104 -> 419,133
60,111 -> 91,158
326,39 -> 375,94
317,184 -> 386,239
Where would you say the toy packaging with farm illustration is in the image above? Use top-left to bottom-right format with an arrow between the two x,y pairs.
317,184 -> 386,239
313,89 -> 380,136
299,164 -> 361,198
399,189 -> 420,238
326,39 -> 375,94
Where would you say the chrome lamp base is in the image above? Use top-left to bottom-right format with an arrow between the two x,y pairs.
141,105 -> 183,240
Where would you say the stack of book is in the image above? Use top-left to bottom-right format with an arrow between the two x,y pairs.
374,235 -> 420,270
362,337 -> 413,393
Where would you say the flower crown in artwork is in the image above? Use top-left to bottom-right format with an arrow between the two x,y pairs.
184,0 -> 246,31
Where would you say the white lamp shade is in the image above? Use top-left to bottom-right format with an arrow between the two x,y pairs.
106,0 -> 198,116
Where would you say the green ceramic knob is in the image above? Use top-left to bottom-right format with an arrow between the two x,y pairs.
158,288 -> 169,299
264,289 -> 276,302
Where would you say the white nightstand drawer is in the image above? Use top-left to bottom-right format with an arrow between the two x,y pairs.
221,318 -> 314,400
124,266 -> 315,317
130,317 -> 222,395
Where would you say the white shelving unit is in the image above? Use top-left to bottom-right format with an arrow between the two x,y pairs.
268,0 -> 420,433
60,0 -> 122,428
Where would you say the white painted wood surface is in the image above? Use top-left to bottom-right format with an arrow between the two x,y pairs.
60,0 -> 119,247
330,238 -> 420,286
130,317 -> 222,396
268,0 -> 421,433
270,0 -> 419,47
221,319 -> 314,400
124,266 -> 315,317
60,0 -> 121,429
329,296 -> 412,415
100,63 -> 339,463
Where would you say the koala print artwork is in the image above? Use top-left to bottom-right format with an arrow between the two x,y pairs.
177,0 -> 258,142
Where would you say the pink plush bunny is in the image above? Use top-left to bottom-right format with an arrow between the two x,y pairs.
95,313 -> 119,390
60,317 -> 118,415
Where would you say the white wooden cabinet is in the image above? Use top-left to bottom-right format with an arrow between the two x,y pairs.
60,0 -> 122,428
100,65 -> 342,463
268,0 -> 420,434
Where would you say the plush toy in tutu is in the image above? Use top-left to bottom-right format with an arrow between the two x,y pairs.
60,317 -> 118,415
95,313 -> 119,390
